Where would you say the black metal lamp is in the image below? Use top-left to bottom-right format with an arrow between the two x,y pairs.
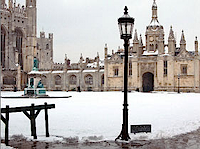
116,6 -> 134,141
118,6 -> 134,40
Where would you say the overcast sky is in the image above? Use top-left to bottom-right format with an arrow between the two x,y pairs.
15,0 -> 200,63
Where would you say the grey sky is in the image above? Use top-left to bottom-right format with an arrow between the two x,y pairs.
16,0 -> 200,63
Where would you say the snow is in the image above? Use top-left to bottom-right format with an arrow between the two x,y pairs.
1,143 -> 13,149
1,91 -> 200,142
82,70 -> 97,73
52,71 -> 64,74
143,50 -> 158,56
28,70 -> 51,75
67,70 -> 80,73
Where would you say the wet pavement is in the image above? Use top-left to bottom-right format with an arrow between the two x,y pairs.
2,127 -> 200,149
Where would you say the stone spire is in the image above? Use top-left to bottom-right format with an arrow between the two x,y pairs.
9,0 -> 13,9
138,34 -> 143,57
168,26 -> 176,55
97,52 -> 100,71
133,30 -> 139,53
133,29 -> 139,42
168,26 -> 175,40
80,53 -> 83,70
139,34 -> 143,47
104,44 -> 108,59
149,0 -> 160,26
180,30 -> 186,50
64,54 -> 68,71
152,0 -> 157,19
180,30 -> 186,43
195,36 -> 198,56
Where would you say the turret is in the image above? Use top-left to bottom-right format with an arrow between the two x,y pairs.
25,0 -> 37,71
180,30 -> 186,50
9,0 -> 13,9
97,52 -> 100,71
152,0 -> 157,20
49,33 -> 53,59
133,29 -> 139,53
168,26 -> 176,55
26,0 -> 37,36
64,54 -> 68,71
195,36 -> 198,56
104,44 -> 108,59
40,31 -> 45,38
26,0 -> 36,7
138,34 -> 143,57
158,33 -> 164,55
80,53 -> 83,70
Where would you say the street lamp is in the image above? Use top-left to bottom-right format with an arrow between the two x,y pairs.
178,74 -> 180,93
116,6 -> 134,141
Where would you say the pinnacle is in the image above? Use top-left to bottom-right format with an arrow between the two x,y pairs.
133,29 -> 139,41
180,30 -> 186,43
168,26 -> 175,40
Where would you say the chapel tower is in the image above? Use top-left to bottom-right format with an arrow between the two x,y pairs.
145,0 -> 164,54
25,0 -> 37,72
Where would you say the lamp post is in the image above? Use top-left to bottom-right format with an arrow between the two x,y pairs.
116,6 -> 134,141
178,74 -> 180,93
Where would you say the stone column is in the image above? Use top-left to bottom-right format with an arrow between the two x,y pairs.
17,65 -> 21,90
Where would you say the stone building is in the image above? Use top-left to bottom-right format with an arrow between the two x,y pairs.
0,0 -> 53,90
104,0 -> 200,92
34,53 -> 104,91
0,0 -> 103,91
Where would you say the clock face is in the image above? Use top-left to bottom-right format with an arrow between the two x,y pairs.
150,36 -> 154,42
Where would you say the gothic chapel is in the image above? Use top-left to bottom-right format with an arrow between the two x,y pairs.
1,0 -> 53,90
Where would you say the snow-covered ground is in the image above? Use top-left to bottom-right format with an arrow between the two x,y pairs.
1,91 -> 200,142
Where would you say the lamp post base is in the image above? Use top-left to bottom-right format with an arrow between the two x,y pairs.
115,124 -> 131,141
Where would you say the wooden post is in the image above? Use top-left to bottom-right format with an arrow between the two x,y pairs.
44,102 -> 49,137
30,104 -> 37,139
5,105 -> 9,146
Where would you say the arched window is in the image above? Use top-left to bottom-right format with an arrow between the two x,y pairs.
156,44 -> 158,50
55,75 -> 61,85
150,44 -> 154,51
46,44 -> 49,49
85,74 -> 93,85
15,28 -> 23,70
1,26 -> 6,68
101,74 -> 104,85
69,75 -> 77,85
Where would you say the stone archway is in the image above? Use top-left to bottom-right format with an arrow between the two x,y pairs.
142,72 -> 154,92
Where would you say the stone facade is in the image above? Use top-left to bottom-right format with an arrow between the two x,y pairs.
29,54 -> 104,91
1,0 -> 53,90
104,0 -> 200,92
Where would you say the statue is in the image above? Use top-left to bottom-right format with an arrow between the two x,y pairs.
37,80 -> 44,88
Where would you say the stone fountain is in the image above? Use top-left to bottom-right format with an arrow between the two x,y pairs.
24,58 -> 48,97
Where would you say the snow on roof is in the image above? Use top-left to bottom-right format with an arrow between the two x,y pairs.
143,50 -> 158,56
86,60 -> 104,68
83,70 -> 97,73
52,71 -> 64,74
67,70 -> 80,73
28,70 -> 50,75
87,62 -> 97,68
